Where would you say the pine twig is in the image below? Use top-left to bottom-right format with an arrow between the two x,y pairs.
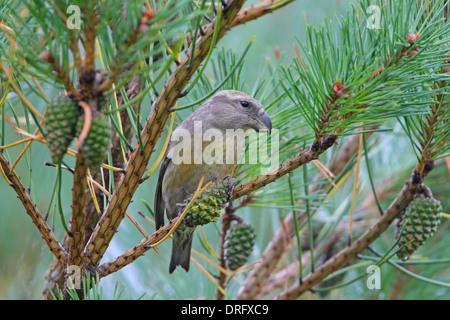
68,153 -> 88,266
96,216 -> 182,277
234,134 -> 365,299
39,52 -> 83,100
96,9 -> 156,93
82,3 -> 98,86
231,135 -> 338,200
234,28 -> 427,299
97,176 -> 212,277
83,0 -> 247,268
0,151 -> 68,265
275,164 -> 433,299
42,242 -> 68,300
230,0 -> 295,28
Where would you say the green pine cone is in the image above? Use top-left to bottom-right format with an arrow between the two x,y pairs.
396,195 -> 442,261
183,179 -> 233,227
224,221 -> 256,271
77,112 -> 111,172
44,95 -> 79,164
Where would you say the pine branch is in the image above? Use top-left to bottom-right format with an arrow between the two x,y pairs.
234,133 -> 362,299
233,1 -> 450,298
38,52 -> 83,100
96,9 -> 155,93
231,135 -> 337,200
96,176 -> 213,277
83,0 -> 247,268
42,242 -> 68,300
256,219 -> 370,298
39,0 -> 295,296
230,0 -> 295,28
418,78 -> 449,170
275,163 -> 434,299
82,3 -> 98,91
0,151 -> 68,265
68,154 -> 88,266
96,216 -> 182,277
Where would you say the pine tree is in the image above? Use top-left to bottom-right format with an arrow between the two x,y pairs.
0,0 -> 448,300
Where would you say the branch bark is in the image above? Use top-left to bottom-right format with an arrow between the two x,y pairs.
274,165 -> 432,299
84,0 -> 248,268
68,154 -> 88,266
96,216 -> 182,277
231,135 -> 337,200
231,0 -> 295,28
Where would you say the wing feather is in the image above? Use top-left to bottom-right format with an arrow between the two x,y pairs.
154,156 -> 171,230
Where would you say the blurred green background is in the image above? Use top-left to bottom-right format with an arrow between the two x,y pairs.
1,0 -> 449,300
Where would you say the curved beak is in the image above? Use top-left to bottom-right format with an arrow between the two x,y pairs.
258,111 -> 272,134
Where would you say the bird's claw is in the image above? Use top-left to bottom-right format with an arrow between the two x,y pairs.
222,175 -> 235,200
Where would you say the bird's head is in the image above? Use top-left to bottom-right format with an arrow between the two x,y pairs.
203,90 -> 272,133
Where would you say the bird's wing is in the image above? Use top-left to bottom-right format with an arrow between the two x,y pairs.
155,155 -> 171,230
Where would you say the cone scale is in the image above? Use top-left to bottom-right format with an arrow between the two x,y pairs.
224,221 -> 256,271
183,179 -> 233,227
44,95 -> 79,164
396,195 -> 442,261
76,111 -> 111,172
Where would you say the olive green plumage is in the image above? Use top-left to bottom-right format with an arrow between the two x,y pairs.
76,112 -> 111,171
183,179 -> 233,227
224,221 -> 256,271
395,195 -> 442,260
154,90 -> 272,273
44,95 -> 79,164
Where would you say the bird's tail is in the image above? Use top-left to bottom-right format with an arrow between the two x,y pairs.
169,227 -> 195,273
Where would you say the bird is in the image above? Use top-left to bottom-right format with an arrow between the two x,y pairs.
154,90 -> 272,273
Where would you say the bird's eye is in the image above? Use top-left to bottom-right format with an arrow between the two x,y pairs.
240,100 -> 249,108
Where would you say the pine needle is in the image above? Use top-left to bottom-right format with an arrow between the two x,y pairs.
348,129 -> 364,245
191,248 -> 239,283
191,256 -> 227,297
0,61 -> 44,121
145,102 -> 176,178
198,226 -> 219,259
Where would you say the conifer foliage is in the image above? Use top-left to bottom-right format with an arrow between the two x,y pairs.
0,0 -> 448,300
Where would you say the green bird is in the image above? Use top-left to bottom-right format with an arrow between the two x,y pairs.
154,90 -> 272,273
